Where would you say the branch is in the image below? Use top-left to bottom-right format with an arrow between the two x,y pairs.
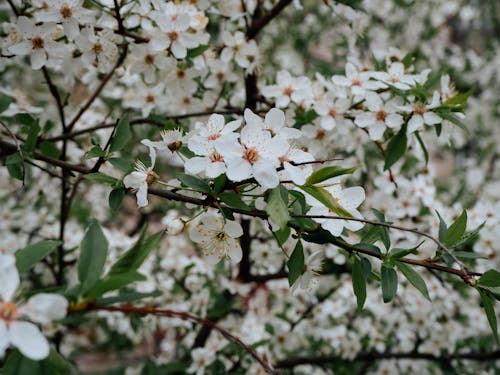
247,0 -> 294,39
84,304 -> 279,375
275,350 -> 500,369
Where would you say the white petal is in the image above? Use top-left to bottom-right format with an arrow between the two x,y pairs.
386,113 -> 403,129
0,253 -> 19,302
244,108 -> 263,127
407,115 -> 423,133
205,161 -> 226,178
9,321 -> 50,360
21,293 -> 68,324
226,159 -> 252,182
8,41 -> 32,56
354,113 -> 375,128
0,321 -> 9,358
423,111 -> 441,125
368,123 -> 385,140
340,186 -> 365,209
184,157 -> 207,175
224,220 -> 243,238
136,184 -> 149,207
31,49 -> 47,70
265,108 -> 285,131
228,242 -> 242,264
253,163 -> 279,189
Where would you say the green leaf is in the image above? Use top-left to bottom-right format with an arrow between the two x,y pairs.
78,219 -> 109,294
83,172 -> 120,185
479,289 -> 499,345
87,271 -> 146,298
305,166 -> 357,185
108,228 -> 163,276
85,144 -> 105,159
109,187 -> 125,213
478,270 -> 500,288
21,120 -> 40,154
219,192 -> 250,210
435,109 -> 467,132
294,108 -> 318,128
453,251 -> 487,260
384,125 -> 407,170
435,210 -> 447,242
390,244 -> 421,259
186,44 -> 209,58
39,141 -> 61,158
0,94 -> 13,113
2,348 -> 71,375
414,131 -> 429,165
442,88 -> 474,110
396,261 -> 431,301
109,114 -> 131,153
212,174 -> 227,194
287,241 -> 305,286
176,173 -> 211,193
96,290 -> 162,305
352,257 -> 366,310
266,185 -> 290,229
381,264 -> 398,303
5,152 -> 24,181
274,226 -> 291,246
297,184 -> 353,217
444,210 -> 467,247
15,240 -> 61,274
108,157 -> 133,173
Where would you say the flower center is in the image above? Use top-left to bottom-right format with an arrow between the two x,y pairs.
31,36 -> 45,50
144,54 -> 155,65
209,151 -> 224,162
0,302 -> 18,322
215,231 -> 227,241
282,86 -> 293,97
216,71 -> 225,81
146,171 -> 159,185
315,130 -> 326,140
146,94 -> 155,103
207,133 -> 220,141
351,79 -> 361,86
243,147 -> 259,164
182,97 -> 191,105
168,31 -> 179,42
376,110 -> 387,122
328,109 -> 337,118
60,4 -> 73,19
176,69 -> 186,79
92,42 -> 103,54
167,140 -> 183,152
413,104 -> 426,116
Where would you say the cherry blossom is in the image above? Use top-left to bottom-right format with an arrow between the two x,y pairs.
189,213 -> 243,265
0,254 -> 67,360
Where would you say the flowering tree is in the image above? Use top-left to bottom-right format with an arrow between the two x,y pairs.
1,0 -> 500,374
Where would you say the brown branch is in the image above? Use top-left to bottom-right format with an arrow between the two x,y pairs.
45,109 -> 249,142
0,138 -> 483,284
275,350 -> 500,369
247,0 -> 294,39
42,67 -> 67,130
85,304 -> 279,375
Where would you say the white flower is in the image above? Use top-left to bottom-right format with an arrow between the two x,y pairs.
354,91 -> 404,140
8,17 -> 66,70
216,120 -> 289,189
261,71 -> 313,108
75,26 -> 119,73
399,91 -> 442,134
290,251 -> 324,295
314,94 -> 351,131
129,44 -> 175,84
306,184 -> 365,236
35,0 -> 94,40
185,114 -> 240,178
332,62 -> 384,99
0,254 -> 67,360
189,213 -> 243,265
371,62 -> 416,90
220,31 -> 259,72
243,108 -> 301,140
187,347 -> 216,375
123,144 -> 157,208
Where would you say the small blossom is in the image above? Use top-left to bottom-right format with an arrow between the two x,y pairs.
123,143 -> 158,208
189,213 -> 243,264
